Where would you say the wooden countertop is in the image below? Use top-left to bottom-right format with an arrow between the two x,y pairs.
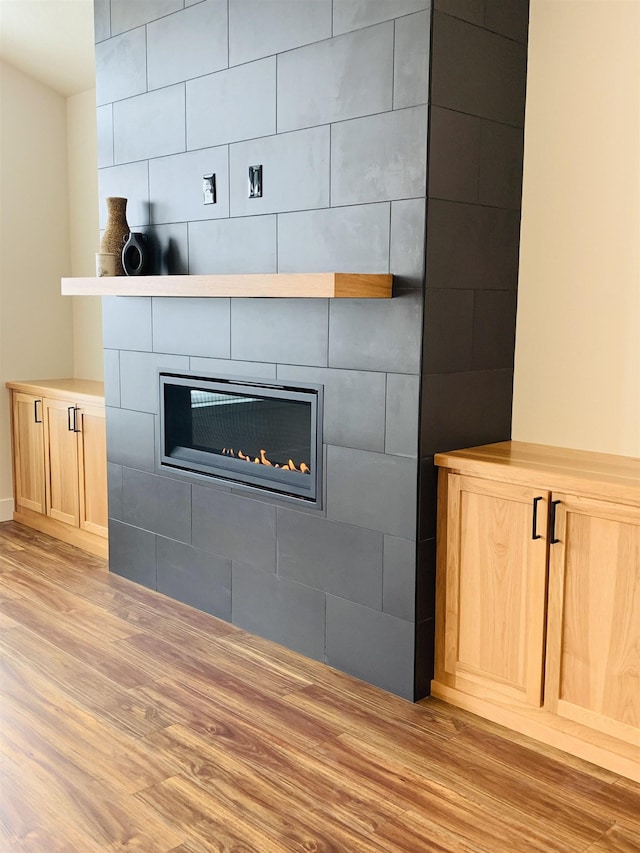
6,379 -> 105,406
435,441 -> 640,507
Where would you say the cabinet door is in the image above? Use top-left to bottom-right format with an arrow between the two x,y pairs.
438,474 -> 550,707
76,404 -> 108,538
43,398 -> 79,527
12,392 -> 45,514
545,494 -> 640,746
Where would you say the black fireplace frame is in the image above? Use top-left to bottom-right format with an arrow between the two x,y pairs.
158,371 -> 323,506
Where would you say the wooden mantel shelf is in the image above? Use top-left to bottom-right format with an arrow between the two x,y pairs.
61,273 -> 393,299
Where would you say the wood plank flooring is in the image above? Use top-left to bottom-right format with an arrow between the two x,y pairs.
0,521 -> 638,852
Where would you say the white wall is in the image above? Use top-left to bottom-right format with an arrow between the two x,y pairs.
0,61 -> 75,518
512,0 -> 640,457
67,88 -> 103,381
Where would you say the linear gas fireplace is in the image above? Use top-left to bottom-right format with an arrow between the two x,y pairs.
159,372 -> 323,505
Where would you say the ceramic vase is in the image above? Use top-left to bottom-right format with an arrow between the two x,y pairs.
100,197 -> 130,276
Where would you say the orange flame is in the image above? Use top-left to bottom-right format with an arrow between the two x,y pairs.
221,447 -> 311,474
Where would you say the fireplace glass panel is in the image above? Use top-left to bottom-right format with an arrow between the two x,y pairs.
160,374 -> 321,504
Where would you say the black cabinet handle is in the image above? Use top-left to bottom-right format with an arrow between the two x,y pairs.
532,496 -> 543,540
34,399 -> 42,424
73,406 -> 81,433
550,499 -> 561,544
67,406 -> 75,432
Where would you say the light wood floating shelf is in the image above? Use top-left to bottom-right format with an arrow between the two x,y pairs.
61,273 -> 393,299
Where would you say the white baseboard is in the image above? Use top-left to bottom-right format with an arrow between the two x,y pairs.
0,497 -> 15,522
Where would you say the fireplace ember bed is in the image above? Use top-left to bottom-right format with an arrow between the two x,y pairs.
159,373 -> 323,505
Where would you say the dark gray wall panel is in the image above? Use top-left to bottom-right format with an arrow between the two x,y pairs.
232,561 -> 326,661
192,486 -> 277,571
326,446 -> 418,540
147,0 -> 228,90
228,0 -> 332,66
110,0 -> 183,35
431,11 -> 528,126
186,58 -> 276,150
109,520 -> 157,588
277,23 -> 393,131
325,595 -> 415,699
122,468 -> 192,543
149,147 -> 230,224
106,407 -> 156,473
102,297 -> 152,351
278,205 -> 391,274
277,509 -> 384,609
333,0 -> 429,35
385,374 -> 420,457
114,85 -> 186,163
230,299 -> 329,366
157,536 -> 232,621
390,199 -> 426,290
394,10 -> 431,109
152,297 -> 231,358
188,217 -> 277,275
119,351 -> 189,414
98,163 -> 149,230
383,535 -> 417,621
95,27 -> 146,105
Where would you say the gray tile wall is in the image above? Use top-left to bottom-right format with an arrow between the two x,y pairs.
95,0 -> 529,701
96,0 -> 430,701
416,0 -> 529,686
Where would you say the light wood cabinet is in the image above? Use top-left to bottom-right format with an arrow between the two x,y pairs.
432,441 -> 640,782
7,380 -> 108,558
12,392 -> 46,515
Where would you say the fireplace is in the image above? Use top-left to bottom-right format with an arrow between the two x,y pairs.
159,372 -> 323,505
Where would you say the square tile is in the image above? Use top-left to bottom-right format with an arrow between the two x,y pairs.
478,119 -> 525,209
152,297 -> 231,358
471,289 -> 517,370
383,535 -> 417,621
278,204 -> 390,274
231,299 -> 329,366
331,106 -> 428,206
122,468 -> 192,543
431,11 -> 527,126
229,0 -> 331,66
102,296 -> 152,351
157,536 -> 232,621
232,561 -> 326,661
106,407 -> 156,473
149,147 -> 230,224
420,368 -> 513,456
147,0 -> 228,90
192,486 -> 277,570
230,126 -> 330,217
426,199 -> 521,290
326,445 -> 418,540
95,27 -> 146,106
107,462 -> 123,521
423,288 -> 474,373
187,58 -> 276,150
333,0 -> 429,35
390,199 -> 426,290
328,291 -> 422,374
326,595 -> 415,699
385,373 -> 420,457
114,85 -> 185,164
108,520 -> 156,589
103,349 -> 121,407
277,23 -> 393,132
394,10 -> 431,109
428,106 -> 481,204
188,217 -> 277,275
111,0 -> 183,35
277,508 -> 384,609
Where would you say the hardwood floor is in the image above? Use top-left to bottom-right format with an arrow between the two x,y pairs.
0,521 -> 638,852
